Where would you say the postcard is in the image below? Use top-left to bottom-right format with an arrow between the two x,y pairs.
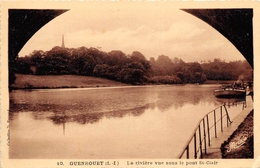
1,1 -> 259,168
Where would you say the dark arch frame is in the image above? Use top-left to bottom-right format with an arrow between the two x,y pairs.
182,9 -> 253,68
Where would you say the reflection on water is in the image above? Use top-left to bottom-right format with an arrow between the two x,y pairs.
9,85 -> 219,125
10,100 -> 148,125
48,106 -> 147,125
215,97 -> 246,109
9,85 -> 247,159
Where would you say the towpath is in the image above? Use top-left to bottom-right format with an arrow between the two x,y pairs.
203,95 -> 254,159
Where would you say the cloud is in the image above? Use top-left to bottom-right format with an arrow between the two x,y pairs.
65,21 -> 206,57
18,6 -> 245,62
60,20 -> 243,63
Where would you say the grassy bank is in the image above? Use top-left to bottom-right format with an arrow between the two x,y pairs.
10,74 -> 129,89
11,74 -> 244,90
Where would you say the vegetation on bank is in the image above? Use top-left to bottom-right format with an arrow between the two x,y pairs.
12,46 -> 253,86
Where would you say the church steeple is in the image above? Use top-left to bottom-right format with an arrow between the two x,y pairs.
61,34 -> 65,48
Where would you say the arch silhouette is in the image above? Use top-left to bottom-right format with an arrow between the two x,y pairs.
8,9 -> 68,62
182,9 -> 253,68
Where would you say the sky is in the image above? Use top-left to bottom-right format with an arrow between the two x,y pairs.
18,3 -> 245,63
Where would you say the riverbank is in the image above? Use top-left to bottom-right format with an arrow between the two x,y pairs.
11,74 -> 237,90
10,74 -> 130,90
203,95 -> 253,159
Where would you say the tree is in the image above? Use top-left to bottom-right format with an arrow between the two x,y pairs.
117,62 -> 147,84
36,46 -> 71,75
201,59 -> 252,81
93,64 -> 116,79
15,57 -> 32,74
130,51 -> 150,71
106,50 -> 128,66
152,55 -> 175,75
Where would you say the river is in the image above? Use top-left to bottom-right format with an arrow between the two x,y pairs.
9,84 -> 246,159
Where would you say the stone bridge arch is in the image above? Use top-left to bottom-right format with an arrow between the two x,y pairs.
182,9 -> 253,68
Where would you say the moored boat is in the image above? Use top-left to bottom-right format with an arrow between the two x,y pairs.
214,85 -> 246,98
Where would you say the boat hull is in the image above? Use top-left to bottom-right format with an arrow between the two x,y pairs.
214,88 -> 246,98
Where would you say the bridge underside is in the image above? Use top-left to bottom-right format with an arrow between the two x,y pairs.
8,9 -> 253,85
182,9 -> 253,68
8,9 -> 68,65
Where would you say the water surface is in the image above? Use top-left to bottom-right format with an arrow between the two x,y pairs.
9,85 -> 246,159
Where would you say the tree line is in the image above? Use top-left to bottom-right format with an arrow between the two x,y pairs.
14,46 -> 253,85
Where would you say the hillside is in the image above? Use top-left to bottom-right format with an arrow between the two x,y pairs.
11,74 -> 129,89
